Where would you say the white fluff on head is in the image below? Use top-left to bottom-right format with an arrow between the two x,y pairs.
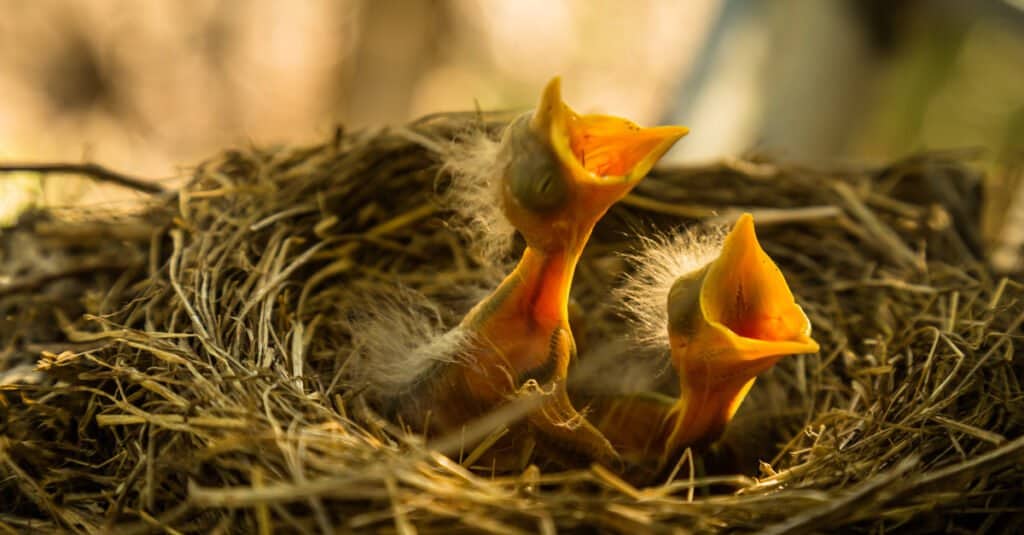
613,224 -> 726,348
441,128 -> 516,266
345,286 -> 471,396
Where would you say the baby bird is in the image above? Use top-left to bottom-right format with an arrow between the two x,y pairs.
357,77 -> 688,464
584,214 -> 820,467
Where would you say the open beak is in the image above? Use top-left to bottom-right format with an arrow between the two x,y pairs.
698,213 -> 820,361
664,213 -> 819,448
667,213 -> 819,416
530,77 -> 689,209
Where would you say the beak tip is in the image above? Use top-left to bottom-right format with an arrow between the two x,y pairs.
541,76 -> 563,107
532,76 -> 566,136
720,212 -> 760,255
656,126 -> 690,147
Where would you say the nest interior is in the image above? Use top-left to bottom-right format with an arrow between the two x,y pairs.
1,113 -> 1023,534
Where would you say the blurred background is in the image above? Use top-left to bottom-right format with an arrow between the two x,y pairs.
1,0 -> 1022,269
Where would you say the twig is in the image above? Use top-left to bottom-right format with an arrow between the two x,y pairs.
706,205 -> 842,226
0,260 -> 139,297
0,162 -> 166,194
833,182 -> 924,271
896,433 -> 1024,496
427,391 -> 545,457
187,476 -> 388,506
620,194 -> 716,218
760,456 -> 921,535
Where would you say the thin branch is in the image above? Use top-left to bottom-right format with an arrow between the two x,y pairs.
0,162 -> 166,194
0,260 -> 139,297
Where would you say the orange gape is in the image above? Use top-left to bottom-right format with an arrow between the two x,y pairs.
590,214 -> 820,466
395,78 -> 688,464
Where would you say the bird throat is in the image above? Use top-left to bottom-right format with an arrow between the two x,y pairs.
663,373 -> 759,455
509,245 -> 581,328
462,242 -> 585,383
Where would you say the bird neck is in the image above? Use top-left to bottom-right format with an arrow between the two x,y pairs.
505,243 -> 584,328
665,377 -> 757,452
464,241 -> 585,333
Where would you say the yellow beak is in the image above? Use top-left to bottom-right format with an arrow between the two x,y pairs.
529,77 -> 689,208
664,213 -> 819,450
698,213 -> 820,360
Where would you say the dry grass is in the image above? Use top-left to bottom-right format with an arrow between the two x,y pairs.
1,114 -> 1022,534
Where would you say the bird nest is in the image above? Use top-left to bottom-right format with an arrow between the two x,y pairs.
2,112 -> 1022,534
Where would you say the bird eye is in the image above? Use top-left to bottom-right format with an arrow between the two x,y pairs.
501,116 -> 568,213
535,172 -> 555,194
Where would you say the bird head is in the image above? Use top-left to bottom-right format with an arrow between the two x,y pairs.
498,77 -> 689,253
666,214 -> 819,433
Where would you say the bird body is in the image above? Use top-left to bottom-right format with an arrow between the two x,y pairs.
365,77 -> 689,465
586,214 -> 820,467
